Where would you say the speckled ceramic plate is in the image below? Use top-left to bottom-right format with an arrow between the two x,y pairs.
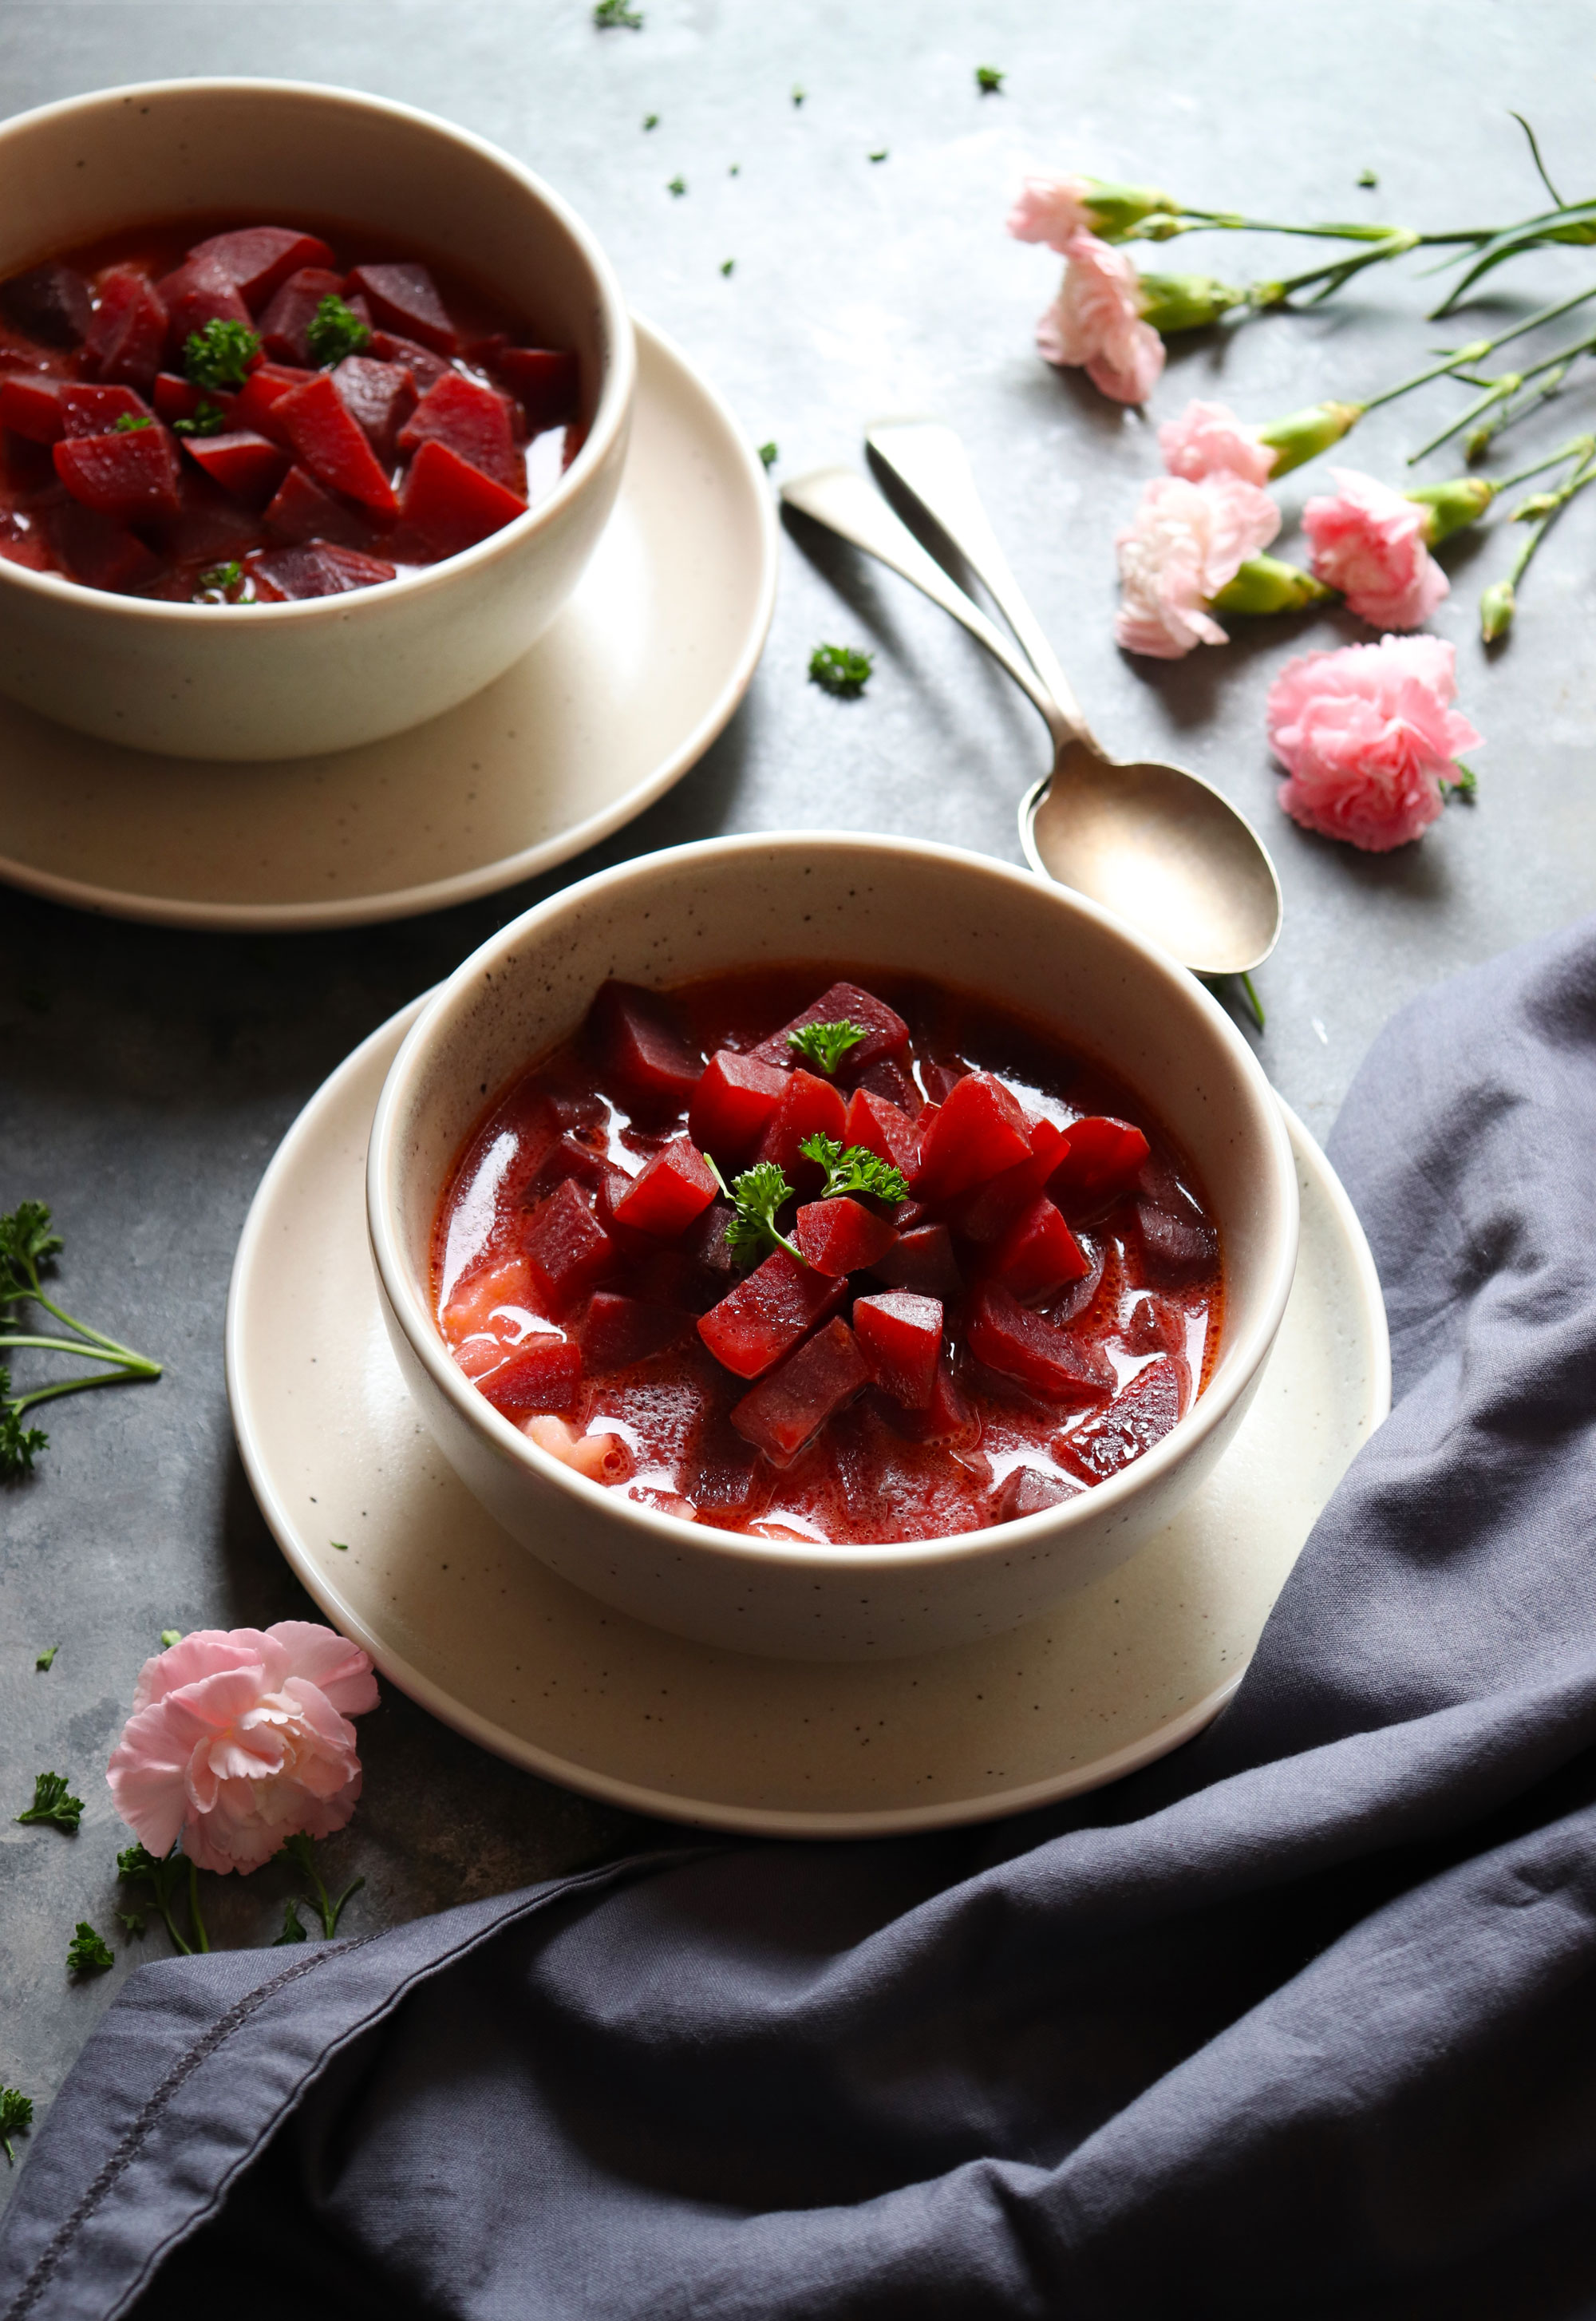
0,317 -> 776,930
226,1000 -> 1390,1837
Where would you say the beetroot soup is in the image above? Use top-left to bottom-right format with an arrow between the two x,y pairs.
0,217 -> 583,602
433,971 -> 1223,1545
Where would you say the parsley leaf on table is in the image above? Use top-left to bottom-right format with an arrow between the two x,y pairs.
798,1135 -> 911,1206
808,643 -> 872,698
0,2088 -> 33,2167
17,1771 -> 83,1832
975,64 -> 1005,93
66,1922 -> 113,1975
667,174 -> 686,197
118,1841 -> 207,1955
594,0 -> 642,23
788,1019 -> 867,1076
758,441 -> 778,469
34,1645 -> 57,1671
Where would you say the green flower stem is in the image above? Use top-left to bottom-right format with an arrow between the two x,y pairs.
1482,449 -> 1596,639
1492,436 -> 1596,492
1253,231 -> 1420,307
1408,329 -> 1596,463
188,1858 -> 210,1953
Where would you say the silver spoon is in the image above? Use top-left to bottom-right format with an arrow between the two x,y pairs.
781,425 -> 1282,979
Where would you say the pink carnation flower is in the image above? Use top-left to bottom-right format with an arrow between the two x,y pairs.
1037,231 -> 1164,405
1006,172 -> 1100,252
1302,468 -> 1448,629
1115,473 -> 1282,658
1158,399 -> 1274,487
107,1622 -> 379,1875
1268,635 -> 1481,852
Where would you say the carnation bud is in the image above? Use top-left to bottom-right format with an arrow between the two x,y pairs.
1406,476 -> 1495,544
1479,579 -> 1515,642
1133,273 -> 1246,334
1254,400 -> 1365,477
1076,178 -> 1178,240
1210,556 -> 1337,617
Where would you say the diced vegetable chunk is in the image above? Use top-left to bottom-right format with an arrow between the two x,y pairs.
793,1196 -> 897,1277
1,261 -> 92,348
346,263 -> 457,355
60,385 -> 148,437
41,499 -> 159,591
1055,1357 -> 1185,1482
992,1465 -> 1079,1522
987,1196 -> 1090,1303
582,1291 -> 690,1368
697,1247 -> 846,1378
369,329 -> 452,392
185,227 -> 336,310
754,1069 -> 847,1177
967,1283 -> 1114,1406
333,356 -> 418,461
397,370 -> 523,498
751,979 -> 910,1078
155,257 -> 252,351
889,1350 -> 981,1450
688,1050 -> 789,1165
912,1073 -> 1033,1200
398,437 -> 526,556
1136,1199 -> 1218,1286
479,1330 -> 581,1417
853,1291 -> 942,1408
272,370 -> 398,513
85,267 -> 169,389
244,542 -> 397,600
868,1221 -> 963,1303
521,1177 -> 615,1311
496,346 -> 579,429
231,361 -> 315,442
589,981 -> 704,1114
262,462 -> 373,548
612,1139 -> 718,1240
730,1319 -> 868,1467
182,429 -> 290,508
1047,1117 -> 1151,1216
843,1086 -> 918,1175
952,1117 -> 1069,1243
53,423 -> 180,523
0,375 -> 68,443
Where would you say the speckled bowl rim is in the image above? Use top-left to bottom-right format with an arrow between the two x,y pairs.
367,834 -> 1301,1579
0,76 -> 635,625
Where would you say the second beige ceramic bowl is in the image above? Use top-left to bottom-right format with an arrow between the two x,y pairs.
0,79 -> 634,759
366,835 -> 1300,1662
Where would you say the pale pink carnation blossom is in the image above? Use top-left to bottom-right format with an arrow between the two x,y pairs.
1302,467 -> 1449,629
107,1622 -> 378,1875
1037,230 -> 1164,405
1115,473 -> 1282,658
1158,399 -> 1274,487
1268,635 -> 1481,852
1006,172 -> 1100,252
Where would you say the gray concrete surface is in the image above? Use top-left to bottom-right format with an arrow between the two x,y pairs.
4,0 -> 1595,2193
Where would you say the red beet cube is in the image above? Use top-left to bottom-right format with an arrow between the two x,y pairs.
397,370 -> 523,498
582,1291 -> 690,1369
53,424 -> 180,524
158,472 -> 258,569
913,1073 -> 1033,1201
966,1283 -> 1114,1406
263,462 -> 374,549
853,1291 -> 942,1408
1,261 -> 92,350
1136,1200 -> 1218,1287
60,385 -> 148,438
730,1318 -> 869,1468
156,257 -> 252,354
182,429 -> 290,509
588,982 -> 702,1116
613,1139 -> 718,1239
333,356 -> 418,461
1047,1117 -> 1151,1217
85,268 -> 168,389
273,371 -> 397,515
868,1221 -> 963,1303
185,227 -> 337,310
1121,1295 -> 1183,1357
687,1049 -> 788,1166
479,1331 -> 581,1418
398,438 -> 526,557
231,361 -> 316,442
244,541 -> 397,600
496,346 -> 580,430
1056,1357 -> 1185,1483
887,1348 -> 982,1450
681,1200 -> 743,1293
920,1061 -> 966,1105
754,1069 -> 847,1178
988,1197 -> 1090,1303
793,1197 -> 897,1277
993,1465 -> 1080,1522
951,1117 -> 1069,1244
41,498 -> 159,591
697,1247 -> 846,1379
257,267 -> 346,365
521,1177 -> 615,1311
843,1086 -> 918,1176
346,263 -> 457,355
750,979 -> 910,1079
0,375 -> 68,443
152,372 -> 208,425
369,330 -> 452,392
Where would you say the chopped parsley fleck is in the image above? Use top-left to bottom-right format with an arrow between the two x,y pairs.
642,112 -> 659,130
34,1645 -> 57,1671
758,441 -> 778,469
594,0 -> 642,24
113,412 -> 154,432
868,148 -> 888,164
183,317 -> 260,393
721,258 -> 735,276
193,562 -> 246,605
792,85 -> 805,106
975,64 -> 1005,93
172,399 -> 227,437
667,174 -> 686,196
306,293 -> 371,367
1357,168 -> 1379,188
159,1628 -> 182,1648
808,643 -> 873,698
788,1019 -> 868,1075
0,2088 -> 33,2167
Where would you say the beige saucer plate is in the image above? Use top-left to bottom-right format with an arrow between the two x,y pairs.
227,1001 -> 1390,1837
0,317 -> 776,930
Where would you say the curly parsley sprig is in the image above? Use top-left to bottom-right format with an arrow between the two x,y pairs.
2,1201 -> 163,1482
702,1154 -> 804,1265
17,1770 -> 83,1832
808,643 -> 872,698
787,1018 -> 867,1074
0,2088 -> 32,2166
66,1922 -> 114,1976
306,293 -> 371,367
182,317 -> 260,392
798,1135 -> 910,1206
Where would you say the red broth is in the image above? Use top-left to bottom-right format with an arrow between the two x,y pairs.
0,216 -> 582,602
431,969 -> 1224,1547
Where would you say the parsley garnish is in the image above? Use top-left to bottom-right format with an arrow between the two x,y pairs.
975,64 -> 1005,93
17,1771 -> 83,1832
702,1153 -> 804,1265
160,1628 -> 182,1647
172,399 -> 227,437
183,317 -> 261,392
788,1018 -> 868,1074
868,149 -> 889,164
643,112 -> 659,130
273,1898 -> 309,1945
193,560 -> 245,605
277,1830 -> 365,1938
758,441 -> 777,469
67,1921 -> 113,1975
792,85 -> 805,106
798,1134 -> 910,1205
118,1841 -> 208,1955
667,174 -> 686,196
115,1908 -> 146,1937
1,1203 -> 160,1481
306,293 -> 371,367
808,643 -> 872,697
721,259 -> 735,276
595,0 -> 642,23
330,1539 -> 349,1551
729,163 -> 741,176
1357,168 -> 1379,189
35,1645 -> 57,1671
0,2088 -> 33,2167
113,412 -> 154,433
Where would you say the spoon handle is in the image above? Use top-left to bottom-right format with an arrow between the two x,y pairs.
779,465 -> 1069,745
865,417 -> 1096,748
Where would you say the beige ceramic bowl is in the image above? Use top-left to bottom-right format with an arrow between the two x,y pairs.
0,79 -> 634,759
368,835 -> 1300,1662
